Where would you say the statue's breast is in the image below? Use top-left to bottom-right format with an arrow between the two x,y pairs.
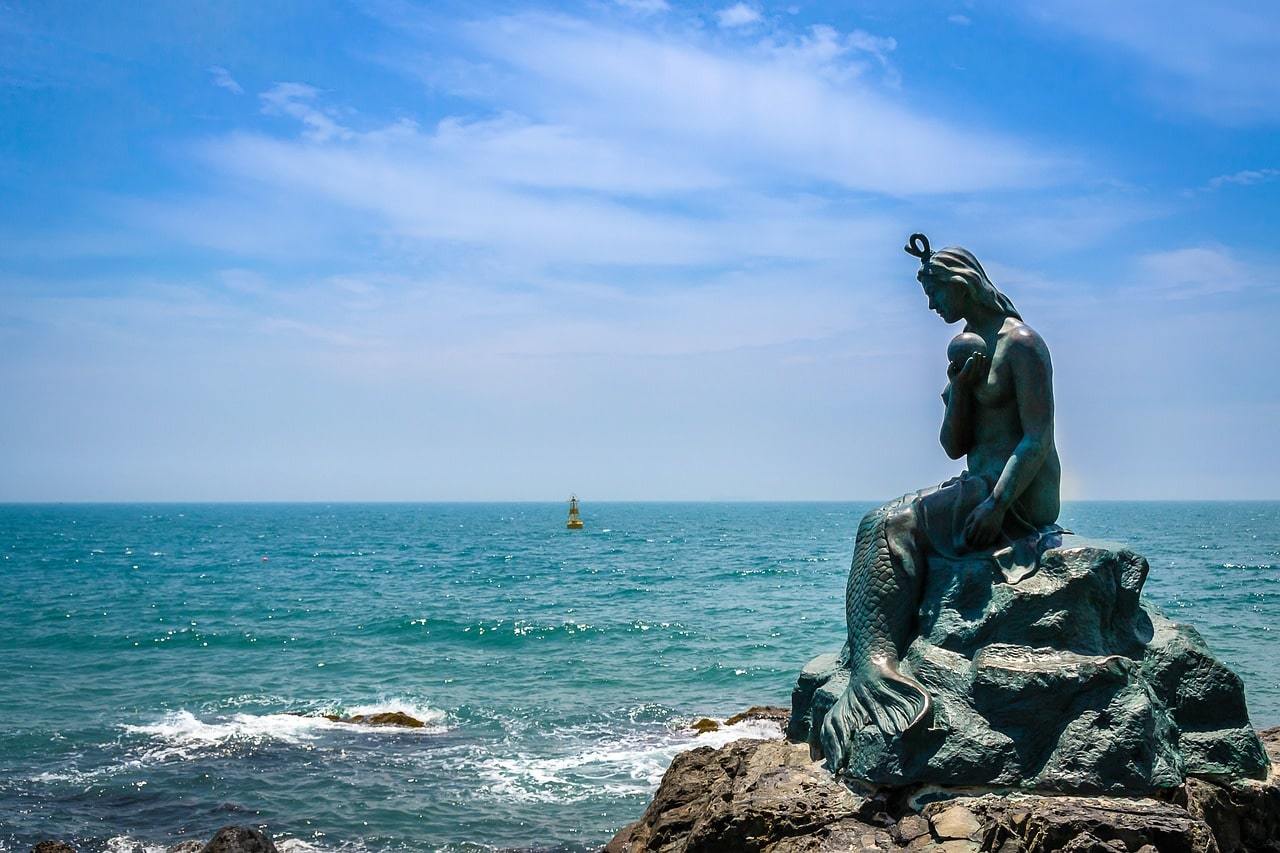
972,359 -> 1016,408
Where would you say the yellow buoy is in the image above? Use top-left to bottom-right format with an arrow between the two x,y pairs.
566,495 -> 584,529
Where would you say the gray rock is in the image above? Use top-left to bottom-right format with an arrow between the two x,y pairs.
953,794 -> 1220,853
931,804 -> 981,840
1170,770 -> 1280,853
167,842 -> 204,853
199,827 -> 277,853
31,842 -> 75,853
790,541 -> 1269,791
895,814 -> 930,843
725,706 -> 790,730
603,739 -> 888,852
606,733 -> 1280,852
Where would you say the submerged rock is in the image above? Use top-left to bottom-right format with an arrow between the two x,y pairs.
166,841 -> 204,853
31,842 -> 76,853
199,827 -> 278,853
606,731 -> 1280,852
790,539 -> 1269,792
725,706 -> 790,729
289,710 -> 428,728
688,706 -> 789,735
337,711 -> 426,728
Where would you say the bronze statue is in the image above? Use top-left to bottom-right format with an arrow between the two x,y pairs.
819,234 -> 1062,772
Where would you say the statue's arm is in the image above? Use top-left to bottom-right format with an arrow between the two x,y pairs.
989,329 -> 1054,511
940,355 -> 983,460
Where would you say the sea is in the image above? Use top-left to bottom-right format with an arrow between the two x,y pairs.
1,502 -> 1278,853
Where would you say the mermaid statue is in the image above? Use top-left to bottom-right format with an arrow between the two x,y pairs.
819,234 -> 1063,773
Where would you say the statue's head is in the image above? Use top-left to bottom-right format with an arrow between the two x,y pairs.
904,233 -> 1021,324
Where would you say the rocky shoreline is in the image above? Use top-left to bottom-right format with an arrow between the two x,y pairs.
605,711 -> 1280,853
31,827 -> 280,853
24,710 -> 1279,853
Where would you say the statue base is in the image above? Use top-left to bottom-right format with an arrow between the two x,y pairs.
789,538 -> 1270,792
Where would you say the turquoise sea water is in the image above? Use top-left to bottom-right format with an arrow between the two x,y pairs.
1,502 -> 1278,852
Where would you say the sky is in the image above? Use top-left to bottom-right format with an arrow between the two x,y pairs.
1,0 -> 1278,501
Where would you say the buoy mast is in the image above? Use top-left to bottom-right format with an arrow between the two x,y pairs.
566,495 -> 584,529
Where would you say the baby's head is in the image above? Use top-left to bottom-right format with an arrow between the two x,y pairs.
947,332 -> 987,370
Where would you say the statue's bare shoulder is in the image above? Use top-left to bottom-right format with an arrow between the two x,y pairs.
998,321 -> 1052,378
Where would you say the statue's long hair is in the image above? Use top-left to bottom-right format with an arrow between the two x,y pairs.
905,234 -> 1021,321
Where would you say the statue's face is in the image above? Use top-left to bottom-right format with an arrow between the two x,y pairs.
921,275 -> 964,324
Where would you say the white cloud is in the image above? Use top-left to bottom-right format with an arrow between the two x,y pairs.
259,82 -> 353,142
1204,168 -> 1280,191
947,14 -> 971,26
614,0 -> 670,13
716,3 -> 762,28
191,122 -> 897,269
763,24 -> 898,84
1133,246 -> 1269,298
146,11 -> 1066,279
208,65 -> 243,94
460,14 -> 1061,195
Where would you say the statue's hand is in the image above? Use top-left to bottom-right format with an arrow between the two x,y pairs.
950,352 -> 986,388
963,496 -> 1006,549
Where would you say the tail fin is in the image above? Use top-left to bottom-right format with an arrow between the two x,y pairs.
818,661 -> 931,772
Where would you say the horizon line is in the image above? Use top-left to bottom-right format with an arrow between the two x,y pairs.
3,498 -> 1280,505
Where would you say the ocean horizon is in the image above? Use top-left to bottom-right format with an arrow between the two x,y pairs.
3,501 -> 1277,852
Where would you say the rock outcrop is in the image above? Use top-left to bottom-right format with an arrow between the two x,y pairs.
790,539 -> 1269,791
286,710 -> 428,728
605,727 -> 1280,852
197,827 -> 278,853
31,843 -> 76,853
690,706 -> 791,734
328,711 -> 427,728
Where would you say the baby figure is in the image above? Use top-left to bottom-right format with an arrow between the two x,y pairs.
947,331 -> 987,380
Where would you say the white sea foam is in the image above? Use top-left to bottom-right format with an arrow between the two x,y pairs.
477,717 -> 781,804
343,699 -> 447,730
689,718 -> 784,747
123,710 -> 340,757
103,836 -> 169,853
122,700 -> 449,762
275,840 -> 325,853
274,838 -> 374,853
29,762 -> 122,785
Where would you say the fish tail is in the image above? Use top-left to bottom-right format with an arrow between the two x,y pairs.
819,658 -> 931,771
821,496 -> 931,772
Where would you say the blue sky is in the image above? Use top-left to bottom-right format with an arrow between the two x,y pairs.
2,0 -> 1278,500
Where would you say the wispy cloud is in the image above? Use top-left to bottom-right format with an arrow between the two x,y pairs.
259,82 -> 353,142
455,14 -> 1062,194
716,3 -> 762,28
614,0 -> 669,13
192,120 -> 897,269
132,7 -> 1073,284
1132,246 -> 1271,298
15,1 -> 1271,500
208,65 -> 243,94
1203,167 -> 1280,191
761,23 -> 900,86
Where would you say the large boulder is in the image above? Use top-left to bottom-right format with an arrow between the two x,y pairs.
789,539 -> 1270,792
604,739 -> 893,853
605,731 -> 1280,852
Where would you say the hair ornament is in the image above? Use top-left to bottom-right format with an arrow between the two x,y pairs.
904,233 -> 932,264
